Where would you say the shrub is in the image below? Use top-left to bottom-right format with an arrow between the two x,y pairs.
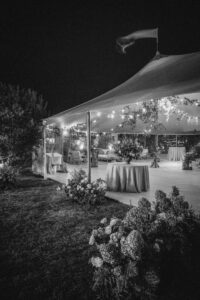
65,170 -> 106,205
89,186 -> 200,300
0,164 -> 17,191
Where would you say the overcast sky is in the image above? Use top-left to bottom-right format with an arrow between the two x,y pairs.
1,1 -> 200,114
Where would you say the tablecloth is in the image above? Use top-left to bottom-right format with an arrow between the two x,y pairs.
106,162 -> 150,193
168,147 -> 185,161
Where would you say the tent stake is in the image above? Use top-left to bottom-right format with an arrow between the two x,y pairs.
87,111 -> 91,183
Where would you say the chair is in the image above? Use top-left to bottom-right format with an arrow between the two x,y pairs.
140,148 -> 149,159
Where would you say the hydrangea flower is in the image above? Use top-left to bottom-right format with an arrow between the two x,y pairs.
90,256 -> 103,268
100,218 -> 107,224
89,234 -> 95,245
120,230 -> 144,261
105,225 -> 112,235
109,232 -> 122,244
153,242 -> 160,252
157,212 -> 166,220
110,218 -> 120,227
98,243 -> 117,265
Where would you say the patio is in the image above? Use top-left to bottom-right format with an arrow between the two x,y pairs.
47,155 -> 200,211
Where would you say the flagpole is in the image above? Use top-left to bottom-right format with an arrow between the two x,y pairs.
156,28 -> 159,56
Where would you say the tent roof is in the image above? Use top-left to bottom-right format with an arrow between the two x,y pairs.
46,51 -> 200,126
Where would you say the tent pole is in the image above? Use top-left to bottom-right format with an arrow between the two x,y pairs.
144,135 -> 147,148
176,135 -> 178,147
87,111 -> 91,183
43,121 -> 47,180
155,134 -> 158,148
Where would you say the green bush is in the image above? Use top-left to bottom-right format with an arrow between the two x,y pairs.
89,186 -> 200,300
65,170 -> 106,205
0,164 -> 17,191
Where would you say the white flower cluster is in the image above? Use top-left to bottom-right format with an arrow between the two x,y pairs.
64,170 -> 106,205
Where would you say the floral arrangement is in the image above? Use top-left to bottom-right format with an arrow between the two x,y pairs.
89,186 -> 200,299
114,138 -> 142,163
65,169 -> 106,205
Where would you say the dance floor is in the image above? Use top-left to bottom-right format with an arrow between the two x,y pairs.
47,157 -> 200,212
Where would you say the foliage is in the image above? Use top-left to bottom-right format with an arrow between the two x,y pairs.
0,82 -> 48,167
114,138 -> 143,163
0,163 -> 17,191
97,134 -> 113,149
65,170 -> 106,205
89,186 -> 200,300
182,153 -> 195,170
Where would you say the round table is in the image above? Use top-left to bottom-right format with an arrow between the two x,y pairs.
106,162 -> 150,193
168,147 -> 185,161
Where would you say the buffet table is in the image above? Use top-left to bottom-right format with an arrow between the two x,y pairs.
106,162 -> 149,193
46,152 -> 62,174
168,147 -> 185,161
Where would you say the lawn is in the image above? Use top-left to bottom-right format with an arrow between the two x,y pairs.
0,175 -> 129,300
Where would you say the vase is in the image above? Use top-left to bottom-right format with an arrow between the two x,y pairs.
125,157 -> 132,164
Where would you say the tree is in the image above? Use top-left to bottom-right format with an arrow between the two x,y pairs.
0,82 -> 48,167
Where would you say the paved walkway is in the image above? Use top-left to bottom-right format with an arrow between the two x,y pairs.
47,158 -> 200,212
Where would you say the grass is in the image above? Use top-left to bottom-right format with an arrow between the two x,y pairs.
0,175 -> 129,300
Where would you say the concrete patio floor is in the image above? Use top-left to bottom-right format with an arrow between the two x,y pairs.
47,157 -> 200,212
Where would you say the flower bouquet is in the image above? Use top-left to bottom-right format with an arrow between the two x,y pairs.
114,138 -> 142,163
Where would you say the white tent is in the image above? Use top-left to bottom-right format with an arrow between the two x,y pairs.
46,51 -> 200,132
44,51 -> 200,181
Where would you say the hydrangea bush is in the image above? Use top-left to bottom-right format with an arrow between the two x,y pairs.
65,169 -> 106,205
0,163 -> 17,191
89,186 -> 200,300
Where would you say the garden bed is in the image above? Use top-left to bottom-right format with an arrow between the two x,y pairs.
0,175 -> 128,300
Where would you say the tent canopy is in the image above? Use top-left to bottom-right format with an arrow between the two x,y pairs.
46,52 -> 200,134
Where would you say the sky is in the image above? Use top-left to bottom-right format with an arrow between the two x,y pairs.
0,1 -> 200,115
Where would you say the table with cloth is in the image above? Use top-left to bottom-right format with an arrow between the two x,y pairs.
46,152 -> 62,174
168,147 -> 185,161
106,162 -> 150,193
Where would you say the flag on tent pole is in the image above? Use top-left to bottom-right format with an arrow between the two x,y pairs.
116,28 -> 158,54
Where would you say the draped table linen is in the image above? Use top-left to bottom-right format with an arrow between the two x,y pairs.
168,147 -> 185,161
106,162 -> 150,193
46,153 -> 62,174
